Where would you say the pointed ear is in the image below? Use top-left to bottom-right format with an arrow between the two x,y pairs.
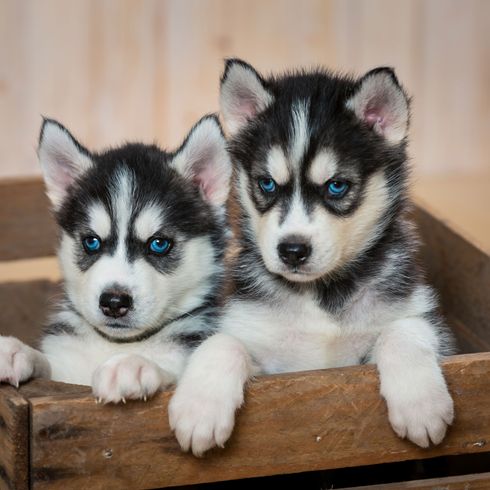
346,67 -> 410,145
38,119 -> 93,209
220,59 -> 274,135
171,115 -> 232,207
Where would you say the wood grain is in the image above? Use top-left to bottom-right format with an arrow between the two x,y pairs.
416,206 -> 490,352
28,353 -> 490,490
0,387 -> 29,490
340,472 -> 490,490
0,280 -> 61,348
1,0 -> 489,180
0,178 -> 56,261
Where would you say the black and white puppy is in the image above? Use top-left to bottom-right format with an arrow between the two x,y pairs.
0,115 -> 231,403
169,60 -> 454,455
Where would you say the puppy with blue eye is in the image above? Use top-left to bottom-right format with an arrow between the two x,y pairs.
169,60 -> 454,456
0,115 -> 231,403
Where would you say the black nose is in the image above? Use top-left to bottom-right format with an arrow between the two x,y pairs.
99,291 -> 133,318
278,241 -> 311,267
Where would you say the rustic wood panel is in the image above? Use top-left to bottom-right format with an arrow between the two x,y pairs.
0,280 -> 61,348
416,207 -> 490,352
0,387 -> 29,490
0,0 -> 489,180
0,179 -> 55,261
18,379 -> 90,400
28,353 -> 490,489
340,472 -> 490,490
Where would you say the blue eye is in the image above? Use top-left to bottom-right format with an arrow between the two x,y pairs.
149,238 -> 172,255
82,236 -> 101,254
258,178 -> 277,194
326,180 -> 349,198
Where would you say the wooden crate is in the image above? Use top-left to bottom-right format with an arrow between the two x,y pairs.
0,178 -> 489,490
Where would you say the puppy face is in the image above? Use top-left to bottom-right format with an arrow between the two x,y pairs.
39,116 -> 231,340
221,60 -> 409,283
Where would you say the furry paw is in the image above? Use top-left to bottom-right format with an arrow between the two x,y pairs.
169,385 -> 238,457
0,336 -> 40,387
92,354 -> 169,404
386,383 -> 454,447
168,333 -> 250,456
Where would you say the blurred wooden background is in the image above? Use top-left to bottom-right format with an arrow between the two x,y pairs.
0,0 -> 489,260
0,0 -> 489,179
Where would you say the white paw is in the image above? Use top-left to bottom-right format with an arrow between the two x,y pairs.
0,336 -> 38,387
92,354 -> 168,404
169,385 -> 239,457
386,384 -> 454,447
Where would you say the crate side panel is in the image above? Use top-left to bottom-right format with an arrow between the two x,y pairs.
0,179 -> 56,261
30,354 -> 490,490
0,387 -> 29,490
415,207 -> 490,352
0,281 -> 61,347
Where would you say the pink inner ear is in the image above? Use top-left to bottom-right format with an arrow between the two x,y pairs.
51,156 -> 77,194
364,101 -> 392,132
192,164 -> 218,202
234,89 -> 259,120
364,109 -> 384,127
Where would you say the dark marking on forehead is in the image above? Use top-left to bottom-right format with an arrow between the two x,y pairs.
56,142 -> 226,274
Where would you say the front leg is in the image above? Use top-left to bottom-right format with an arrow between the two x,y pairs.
372,317 -> 454,447
0,336 -> 51,386
92,354 -> 175,404
169,333 -> 252,456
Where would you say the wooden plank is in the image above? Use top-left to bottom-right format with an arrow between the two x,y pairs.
29,353 -> 490,490
339,471 -> 490,489
0,179 -> 56,261
0,280 -> 61,347
0,387 -> 29,490
18,379 -> 90,400
415,206 -> 490,352
0,257 -> 60,283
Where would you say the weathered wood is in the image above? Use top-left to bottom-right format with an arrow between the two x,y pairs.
416,206 -> 490,352
28,353 -> 490,490
0,280 -> 61,348
0,178 -> 56,261
18,379 -> 90,399
339,472 -> 490,489
0,387 -> 29,490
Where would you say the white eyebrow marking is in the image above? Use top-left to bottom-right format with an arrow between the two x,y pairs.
266,146 -> 290,185
289,100 -> 310,167
110,168 -> 134,268
308,149 -> 339,185
280,189 -> 311,231
88,202 -> 111,240
134,203 -> 164,241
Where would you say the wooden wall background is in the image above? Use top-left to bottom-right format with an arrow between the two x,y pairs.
0,0 -> 489,179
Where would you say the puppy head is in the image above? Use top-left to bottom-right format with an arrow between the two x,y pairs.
221,60 -> 409,283
39,116 -> 231,340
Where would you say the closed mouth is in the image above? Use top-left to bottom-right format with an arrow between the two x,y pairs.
105,322 -> 132,329
279,266 -> 324,283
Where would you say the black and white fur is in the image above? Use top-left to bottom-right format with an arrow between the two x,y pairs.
0,115 -> 231,403
169,60 -> 454,455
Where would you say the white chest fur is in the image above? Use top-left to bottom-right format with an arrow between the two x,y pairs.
41,329 -> 188,385
220,292 -> 377,374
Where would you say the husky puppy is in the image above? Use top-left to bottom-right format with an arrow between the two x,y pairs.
169,60 -> 454,456
0,115 -> 231,403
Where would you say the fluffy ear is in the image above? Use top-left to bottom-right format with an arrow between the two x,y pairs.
38,119 -> 93,209
346,67 -> 409,144
171,115 -> 232,207
220,59 -> 274,135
